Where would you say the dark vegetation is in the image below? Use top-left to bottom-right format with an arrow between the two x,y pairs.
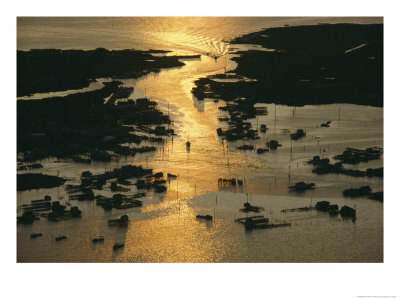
17,49 -> 183,193
193,24 -> 383,107
17,82 -> 172,163
17,48 -> 190,97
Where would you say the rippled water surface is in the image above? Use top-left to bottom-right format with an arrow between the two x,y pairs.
17,17 -> 383,262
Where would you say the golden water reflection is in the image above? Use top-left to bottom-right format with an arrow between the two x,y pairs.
119,203 -> 240,263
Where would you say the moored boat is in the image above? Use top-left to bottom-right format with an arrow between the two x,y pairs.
108,215 -> 130,226
92,236 -> 105,243
196,215 -> 212,220
239,202 -> 264,213
113,243 -> 125,250
30,233 -> 43,238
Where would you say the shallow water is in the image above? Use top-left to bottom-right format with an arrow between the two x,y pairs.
17,17 -> 383,262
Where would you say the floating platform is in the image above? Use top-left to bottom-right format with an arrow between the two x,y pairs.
236,215 -> 291,230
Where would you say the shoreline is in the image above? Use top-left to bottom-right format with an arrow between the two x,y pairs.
17,48 -> 200,97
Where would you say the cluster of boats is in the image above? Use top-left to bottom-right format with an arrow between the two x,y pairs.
333,147 -> 382,164
282,201 -> 356,219
17,196 -> 82,223
95,193 -> 143,211
308,155 -> 383,178
18,165 -> 174,255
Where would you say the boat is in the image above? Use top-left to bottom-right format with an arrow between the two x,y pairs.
260,124 -> 267,132
108,215 -> 130,226
30,233 -> 43,238
196,215 -> 212,220
55,236 -> 67,241
290,129 -> 306,140
237,144 -> 254,151
17,212 -> 39,224
101,200 -> 113,211
239,202 -> 264,213
236,215 -> 291,230
329,204 -> 339,215
218,178 -> 238,186
342,186 -> 372,197
167,173 -> 177,179
92,236 -> 105,243
246,222 -> 291,230
111,182 -> 130,192
113,243 -> 125,250
340,206 -> 356,218
236,215 -> 268,224
289,182 -> 315,192
257,148 -> 269,154
115,200 -> 143,209
315,201 -> 331,212
267,140 -> 282,149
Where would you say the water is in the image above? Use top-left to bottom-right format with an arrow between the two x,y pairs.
17,17 -> 381,52
17,17 -> 383,262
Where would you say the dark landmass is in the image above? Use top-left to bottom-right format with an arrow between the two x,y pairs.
193,23 -> 383,107
17,173 -> 66,191
17,48 -> 196,97
17,81 -> 173,163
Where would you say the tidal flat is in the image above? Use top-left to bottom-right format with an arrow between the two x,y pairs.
17,20 -> 383,263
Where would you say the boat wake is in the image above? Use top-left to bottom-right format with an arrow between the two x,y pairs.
151,32 -> 230,60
